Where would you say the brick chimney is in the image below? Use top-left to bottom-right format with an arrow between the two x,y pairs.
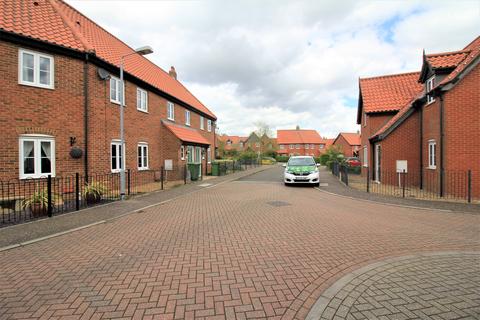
168,66 -> 177,80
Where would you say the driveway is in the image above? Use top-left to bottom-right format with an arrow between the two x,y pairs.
0,166 -> 479,319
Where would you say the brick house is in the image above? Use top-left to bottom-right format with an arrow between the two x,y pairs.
217,135 -> 247,157
277,128 -> 328,157
0,0 -> 217,181
332,132 -> 361,157
358,36 -> 480,198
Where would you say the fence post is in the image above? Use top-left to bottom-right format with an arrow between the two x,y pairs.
161,166 -> 164,190
75,173 -> 80,211
233,160 -> 235,173
47,175 -> 53,217
467,170 -> 472,203
344,166 -> 349,186
127,169 -> 131,196
366,167 -> 370,193
402,169 -> 406,198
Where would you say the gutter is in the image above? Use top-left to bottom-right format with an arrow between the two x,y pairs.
84,53 -> 90,180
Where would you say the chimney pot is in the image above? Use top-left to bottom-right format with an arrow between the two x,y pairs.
169,66 -> 177,80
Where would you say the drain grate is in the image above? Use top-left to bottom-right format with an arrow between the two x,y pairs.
267,201 -> 291,207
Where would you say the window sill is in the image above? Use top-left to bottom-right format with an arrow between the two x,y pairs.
137,108 -> 148,113
167,117 -> 175,121
426,100 -> 436,106
138,167 -> 149,171
427,166 -> 437,170
20,174 -> 55,180
19,81 -> 55,90
111,100 -> 126,106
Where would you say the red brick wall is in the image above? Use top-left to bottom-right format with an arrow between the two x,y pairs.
0,39 -> 216,181
442,64 -> 480,198
0,40 -> 85,180
333,135 -> 358,157
277,144 -> 325,157
359,112 -> 396,176
376,110 -> 421,186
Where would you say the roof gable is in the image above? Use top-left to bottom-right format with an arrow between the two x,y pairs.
358,71 -> 423,117
335,132 -> 361,146
0,0 -> 216,119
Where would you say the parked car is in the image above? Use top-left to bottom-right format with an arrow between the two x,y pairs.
345,157 -> 361,167
283,156 -> 320,187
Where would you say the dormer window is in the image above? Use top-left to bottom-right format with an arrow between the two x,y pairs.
426,76 -> 435,104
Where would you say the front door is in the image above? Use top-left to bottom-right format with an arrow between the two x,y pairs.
374,144 -> 381,182
195,146 -> 202,177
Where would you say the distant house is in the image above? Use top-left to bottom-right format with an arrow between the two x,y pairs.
332,132 -> 361,157
277,128 -> 328,157
357,36 -> 480,198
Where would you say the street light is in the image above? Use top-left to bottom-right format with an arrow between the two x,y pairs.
119,46 -> 153,200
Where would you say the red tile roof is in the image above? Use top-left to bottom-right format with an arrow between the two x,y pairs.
277,129 -> 323,144
359,71 -> 423,113
336,132 -> 361,146
426,51 -> 469,69
163,121 -> 210,145
0,0 -> 216,119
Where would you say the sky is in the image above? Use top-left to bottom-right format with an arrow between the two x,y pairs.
67,0 -> 480,138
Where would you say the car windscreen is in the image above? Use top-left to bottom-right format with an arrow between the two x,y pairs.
288,158 -> 315,166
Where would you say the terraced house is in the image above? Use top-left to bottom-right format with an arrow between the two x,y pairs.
357,36 -> 480,199
277,128 -> 331,157
0,0 -> 217,181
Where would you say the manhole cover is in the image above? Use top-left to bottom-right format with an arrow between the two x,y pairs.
267,201 -> 291,207
198,183 -> 212,187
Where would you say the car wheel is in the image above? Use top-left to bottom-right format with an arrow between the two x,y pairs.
284,182 -> 290,186
313,183 -> 319,187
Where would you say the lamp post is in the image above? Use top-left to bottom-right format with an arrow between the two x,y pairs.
119,46 -> 153,200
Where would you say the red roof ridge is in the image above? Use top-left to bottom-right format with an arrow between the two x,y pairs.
426,50 -> 470,57
463,35 -> 480,50
48,0 -> 94,52
359,71 -> 420,81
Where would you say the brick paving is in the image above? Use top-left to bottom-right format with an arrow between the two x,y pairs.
313,252 -> 480,320
0,166 -> 479,319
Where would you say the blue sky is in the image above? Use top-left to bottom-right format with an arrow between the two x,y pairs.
68,0 -> 479,138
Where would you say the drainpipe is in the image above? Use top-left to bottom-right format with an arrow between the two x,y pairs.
439,93 -> 445,197
419,105 -> 423,189
83,53 -> 90,181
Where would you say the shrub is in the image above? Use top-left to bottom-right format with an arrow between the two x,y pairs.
239,151 -> 258,161
275,155 -> 289,162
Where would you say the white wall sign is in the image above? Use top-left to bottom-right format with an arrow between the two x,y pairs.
164,159 -> 173,171
396,160 -> 407,173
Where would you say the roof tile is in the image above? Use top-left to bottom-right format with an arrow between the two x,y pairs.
163,121 -> 210,145
277,129 -> 323,144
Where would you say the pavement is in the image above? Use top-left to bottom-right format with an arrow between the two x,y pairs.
0,165 -> 479,319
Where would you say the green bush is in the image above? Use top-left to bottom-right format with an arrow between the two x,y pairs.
239,151 -> 258,161
275,155 -> 289,162
319,153 -> 329,166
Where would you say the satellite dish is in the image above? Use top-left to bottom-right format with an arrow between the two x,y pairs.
97,68 -> 110,80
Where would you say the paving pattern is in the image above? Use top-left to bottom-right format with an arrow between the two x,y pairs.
0,167 -> 479,320
310,252 -> 480,320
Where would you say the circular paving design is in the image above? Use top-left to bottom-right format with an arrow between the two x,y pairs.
307,252 -> 480,320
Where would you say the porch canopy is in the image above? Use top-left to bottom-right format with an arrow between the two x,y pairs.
162,121 -> 210,146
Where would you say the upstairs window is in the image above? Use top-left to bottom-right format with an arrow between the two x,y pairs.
428,140 -> 436,169
296,144 -> 300,149
167,102 -> 175,120
19,49 -> 54,89
289,144 -> 294,149
137,143 -> 149,170
207,119 -> 212,132
136,88 -> 148,112
426,76 -> 435,104
320,144 -> 325,149
19,135 -> 55,179
305,144 -> 309,149
185,110 -> 191,126
110,76 -> 124,104
279,144 -> 285,149
200,116 -> 204,130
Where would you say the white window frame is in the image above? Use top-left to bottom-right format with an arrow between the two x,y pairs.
428,140 -> 436,169
167,101 -> 175,121
18,49 -> 54,89
207,119 -> 212,132
185,110 -> 191,126
19,135 -> 56,179
426,76 -> 435,104
110,76 -> 124,105
200,116 -> 204,130
279,144 -> 284,149
137,143 -> 149,170
180,145 -> 185,161
296,144 -> 300,149
136,88 -> 148,112
363,146 -> 368,167
320,144 -> 325,149
111,140 -> 126,173
290,144 -> 294,149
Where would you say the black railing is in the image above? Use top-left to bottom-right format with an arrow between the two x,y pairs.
209,159 -> 260,176
332,165 -> 478,203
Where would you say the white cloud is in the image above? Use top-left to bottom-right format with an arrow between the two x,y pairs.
68,0 -> 480,137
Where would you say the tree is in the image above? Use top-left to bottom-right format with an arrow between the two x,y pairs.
253,121 -> 273,138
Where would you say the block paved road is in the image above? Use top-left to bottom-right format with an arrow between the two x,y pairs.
0,165 -> 479,319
